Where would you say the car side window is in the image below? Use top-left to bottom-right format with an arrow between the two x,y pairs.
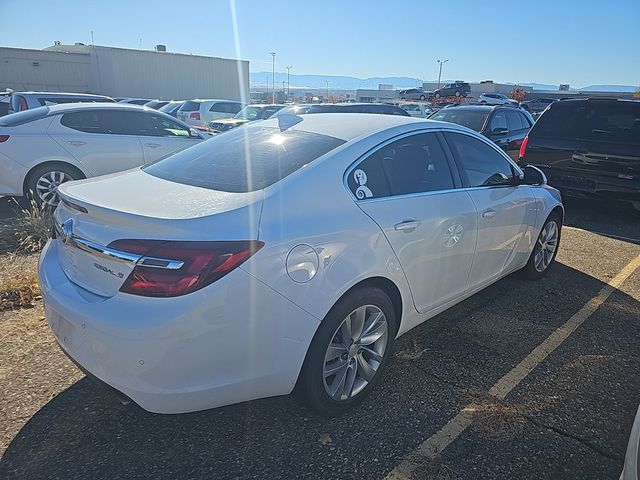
445,132 -> 515,187
60,111 -> 105,133
489,111 -> 508,132
347,132 -> 454,199
506,110 -> 524,131
520,112 -> 532,128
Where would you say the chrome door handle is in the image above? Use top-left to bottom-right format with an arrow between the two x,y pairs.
145,143 -> 161,148
482,209 -> 496,219
394,220 -> 419,232
67,140 -> 87,147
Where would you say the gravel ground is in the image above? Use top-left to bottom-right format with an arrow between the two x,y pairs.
0,198 -> 638,480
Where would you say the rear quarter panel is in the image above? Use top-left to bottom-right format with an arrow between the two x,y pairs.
242,139 -> 416,332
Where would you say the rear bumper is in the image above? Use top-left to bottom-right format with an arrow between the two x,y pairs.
39,239 -> 320,414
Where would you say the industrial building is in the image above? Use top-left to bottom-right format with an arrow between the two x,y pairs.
0,43 -> 250,101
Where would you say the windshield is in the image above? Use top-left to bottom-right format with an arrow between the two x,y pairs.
144,125 -> 345,192
234,106 -> 263,120
429,109 -> 489,131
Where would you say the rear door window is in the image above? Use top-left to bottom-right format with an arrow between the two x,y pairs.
211,102 -> 242,114
347,132 -> 454,199
506,110 -> 525,131
489,111 -> 508,132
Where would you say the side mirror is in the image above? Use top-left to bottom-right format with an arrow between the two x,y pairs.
189,128 -> 201,138
522,165 -> 547,185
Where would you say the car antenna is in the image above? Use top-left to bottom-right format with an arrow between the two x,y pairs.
277,113 -> 303,132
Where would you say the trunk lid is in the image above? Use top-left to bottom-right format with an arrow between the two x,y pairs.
54,169 -> 263,297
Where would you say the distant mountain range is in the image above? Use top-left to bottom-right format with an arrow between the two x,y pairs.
250,72 -> 638,93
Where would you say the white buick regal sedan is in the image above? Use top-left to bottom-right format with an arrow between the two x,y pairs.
39,113 -> 563,415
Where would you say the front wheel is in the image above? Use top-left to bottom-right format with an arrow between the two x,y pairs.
522,213 -> 562,279
419,95 -> 426,101
296,287 -> 397,416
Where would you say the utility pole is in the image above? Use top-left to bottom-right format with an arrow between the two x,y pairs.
325,80 -> 329,102
286,66 -> 293,98
269,52 -> 276,102
437,59 -> 449,89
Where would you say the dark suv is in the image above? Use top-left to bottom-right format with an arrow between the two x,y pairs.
433,82 -> 471,98
518,98 -> 640,212
429,105 -> 534,160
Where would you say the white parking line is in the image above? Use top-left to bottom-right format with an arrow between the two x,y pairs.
385,253 -> 640,480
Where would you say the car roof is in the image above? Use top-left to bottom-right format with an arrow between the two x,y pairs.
44,102 -> 157,115
189,99 -> 241,103
259,113 -> 438,142
10,91 -> 111,98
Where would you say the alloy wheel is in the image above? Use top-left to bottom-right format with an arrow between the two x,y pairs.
35,170 -> 73,206
534,221 -> 559,272
322,305 -> 388,401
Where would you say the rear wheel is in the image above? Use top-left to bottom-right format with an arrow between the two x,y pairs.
455,91 -> 461,97
434,92 -> 441,99
419,95 -> 426,101
26,164 -> 83,207
522,213 -> 562,279
297,287 -> 397,416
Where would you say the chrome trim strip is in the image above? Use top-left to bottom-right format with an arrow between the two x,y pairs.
70,235 -> 142,264
137,257 -> 184,270
55,223 -> 184,269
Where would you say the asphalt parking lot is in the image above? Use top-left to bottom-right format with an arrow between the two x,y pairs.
0,196 -> 639,480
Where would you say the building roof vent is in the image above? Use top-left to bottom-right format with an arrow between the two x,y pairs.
155,44 -> 167,52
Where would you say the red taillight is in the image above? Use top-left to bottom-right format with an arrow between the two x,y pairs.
190,112 -> 201,120
519,134 -> 529,160
0,135 -> 9,143
18,97 -> 28,112
108,240 -> 264,298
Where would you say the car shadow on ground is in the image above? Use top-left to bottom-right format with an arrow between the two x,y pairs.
1,260 -> 638,480
562,197 -> 640,242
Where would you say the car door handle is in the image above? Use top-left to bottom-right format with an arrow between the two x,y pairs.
482,209 -> 496,219
394,220 -> 419,232
145,143 -> 161,148
67,140 -> 87,147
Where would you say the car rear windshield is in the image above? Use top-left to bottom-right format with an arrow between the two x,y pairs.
0,106 -> 50,126
429,109 -> 489,132
180,101 -> 201,111
532,100 -> 640,144
144,126 -> 345,192
159,102 -> 182,113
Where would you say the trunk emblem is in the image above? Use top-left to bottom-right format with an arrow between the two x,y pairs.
60,219 -> 74,244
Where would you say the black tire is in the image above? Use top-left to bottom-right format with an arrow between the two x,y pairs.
522,212 -> 562,280
455,91 -> 461,97
434,92 -> 441,99
419,95 -> 426,101
26,163 -> 84,206
296,286 -> 397,416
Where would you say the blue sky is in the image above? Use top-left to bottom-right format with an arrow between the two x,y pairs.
1,0 -> 638,88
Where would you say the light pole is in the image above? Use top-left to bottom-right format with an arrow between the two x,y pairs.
269,52 -> 276,102
286,66 -> 293,98
437,59 -> 449,89
325,80 -> 329,102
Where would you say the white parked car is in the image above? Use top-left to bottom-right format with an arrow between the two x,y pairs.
400,103 -> 435,118
39,113 -> 563,415
478,93 -> 519,106
176,99 -> 244,127
0,103 -> 204,205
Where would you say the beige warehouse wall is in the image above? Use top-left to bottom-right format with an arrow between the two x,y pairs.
47,45 -> 250,101
0,47 -> 94,93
